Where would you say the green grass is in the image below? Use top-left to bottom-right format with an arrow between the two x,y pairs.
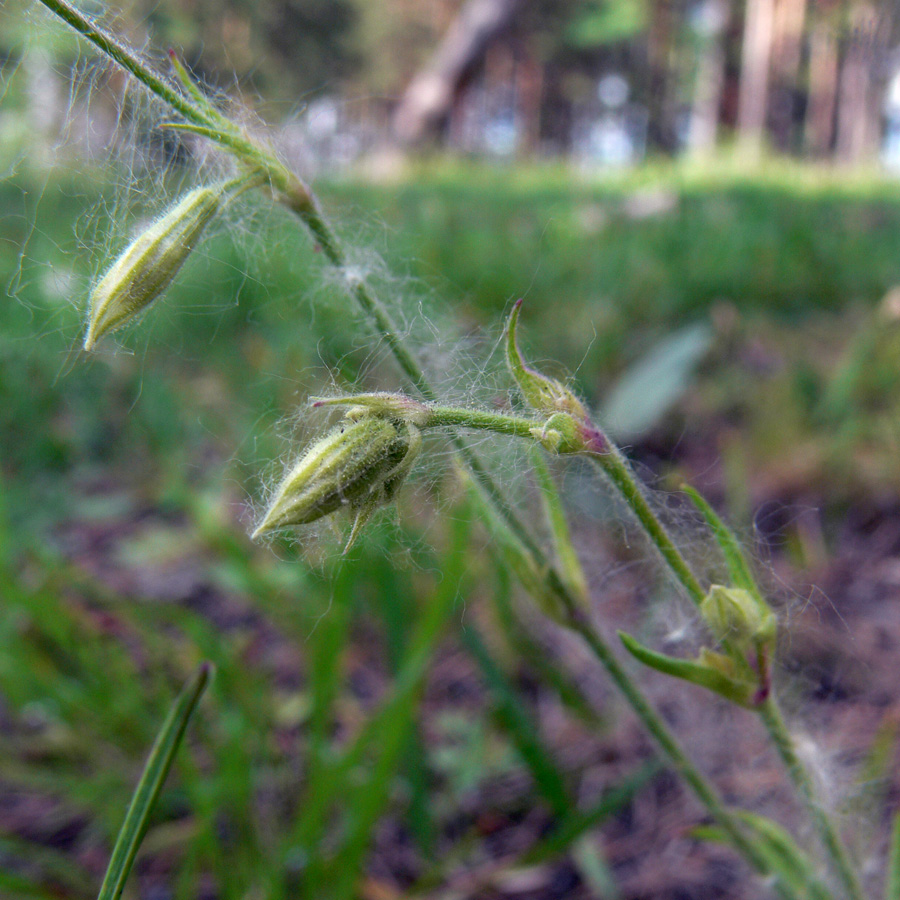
5,160 -> 900,521
5,158 -> 900,897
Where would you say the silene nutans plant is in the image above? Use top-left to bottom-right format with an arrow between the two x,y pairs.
13,3 -> 900,900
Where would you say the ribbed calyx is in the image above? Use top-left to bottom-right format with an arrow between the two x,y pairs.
83,184 -> 223,350
252,415 -> 422,547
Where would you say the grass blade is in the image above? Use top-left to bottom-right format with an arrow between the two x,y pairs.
461,624 -> 571,817
886,811 -> 900,900
681,484 -> 759,596
693,809 -> 833,900
97,662 -> 212,900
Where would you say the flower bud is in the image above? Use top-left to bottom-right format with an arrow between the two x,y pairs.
700,584 -> 777,656
529,411 -> 584,455
83,185 -> 223,350
252,416 -> 421,539
312,392 -> 432,427
506,300 -> 588,421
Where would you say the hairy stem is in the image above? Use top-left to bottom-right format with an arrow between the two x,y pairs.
585,448 -> 706,604
36,0 -> 210,127
759,698 -> 864,900
565,613 -> 800,899
424,405 -> 859,897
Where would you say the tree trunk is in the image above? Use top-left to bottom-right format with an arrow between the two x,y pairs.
687,0 -> 730,156
391,0 -> 521,147
804,14 -> 839,155
737,0 -> 777,157
516,39 -> 543,157
645,0 -> 679,152
769,0 -> 808,149
835,1 -> 884,164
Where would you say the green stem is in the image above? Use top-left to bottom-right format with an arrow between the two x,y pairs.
36,0 -> 210,128
565,615 -> 799,900
585,448 -> 706,605
421,404 -> 708,606
759,698 -> 864,900
425,405 -> 538,440
423,405 -> 858,897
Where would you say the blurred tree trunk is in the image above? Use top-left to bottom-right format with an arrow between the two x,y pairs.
835,1 -> 886,164
737,0 -> 776,157
645,0 -> 679,152
769,0 -> 808,149
392,0 -> 521,147
687,0 -> 730,156
804,11 -> 839,155
516,40 -> 543,156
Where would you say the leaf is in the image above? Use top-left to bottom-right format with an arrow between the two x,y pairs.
531,447 -> 589,604
566,0 -> 649,47
887,811 -> 900,900
521,760 -> 658,865
462,625 -> 571,817
96,663 -> 212,900
681,484 -> 760,597
600,323 -> 712,442
693,810 -> 833,900
618,631 -> 755,707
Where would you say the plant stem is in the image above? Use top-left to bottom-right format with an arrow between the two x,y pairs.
422,405 -> 858,897
426,405 -> 538,440
585,448 -> 707,605
36,0 -> 210,128
564,614 -> 799,899
589,445 -> 863,898
759,697 -> 864,900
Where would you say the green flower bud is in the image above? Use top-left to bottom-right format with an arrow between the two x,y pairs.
506,299 -> 588,421
312,392 -> 432,427
83,185 -> 223,350
252,416 -> 421,540
700,584 -> 777,656
529,411 -> 585,455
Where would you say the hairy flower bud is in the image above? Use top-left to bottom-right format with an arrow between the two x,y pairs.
252,415 -> 422,540
83,185 -> 223,350
701,584 -> 777,656
506,299 -> 588,421
312,392 -> 432,427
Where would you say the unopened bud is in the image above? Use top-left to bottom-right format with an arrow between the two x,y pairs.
701,584 -> 776,655
530,411 -> 584,454
83,185 -> 223,350
506,300 -> 588,421
252,416 -> 421,539
312,392 -> 432,427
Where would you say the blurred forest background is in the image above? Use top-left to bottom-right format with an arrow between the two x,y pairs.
4,2 -> 900,899
6,0 -> 900,168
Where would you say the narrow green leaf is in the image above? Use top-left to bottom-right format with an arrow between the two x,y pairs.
693,810 -> 833,900
490,566 -> 604,728
618,631 -> 754,707
158,121 -> 236,145
681,484 -> 759,596
462,624 -> 571,817
887,810 -> 900,900
297,513 -> 470,899
571,836 -> 621,899
97,662 -> 212,900
600,324 -> 712,441
167,51 -> 223,122
520,760 -> 658,865
531,447 -> 589,604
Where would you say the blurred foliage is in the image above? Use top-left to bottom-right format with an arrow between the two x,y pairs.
2,0 -> 662,110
